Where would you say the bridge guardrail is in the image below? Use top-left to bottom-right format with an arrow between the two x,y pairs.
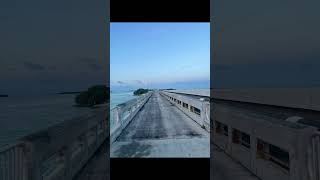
0,142 -> 28,180
212,100 -> 320,180
0,106 -> 108,180
310,132 -> 320,180
110,91 -> 153,144
160,91 -> 210,132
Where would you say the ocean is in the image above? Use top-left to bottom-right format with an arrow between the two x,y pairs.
0,91 -> 137,147
110,91 -> 137,110
0,94 -> 96,147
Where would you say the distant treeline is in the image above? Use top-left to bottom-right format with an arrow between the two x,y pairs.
133,88 -> 151,96
75,85 -> 109,107
57,91 -> 81,94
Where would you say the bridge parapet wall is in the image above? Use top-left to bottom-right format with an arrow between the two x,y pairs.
0,106 -> 108,180
212,101 -> 320,180
110,91 -> 153,144
160,91 -> 210,132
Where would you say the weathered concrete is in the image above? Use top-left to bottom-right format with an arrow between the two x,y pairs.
160,91 -> 210,131
110,92 -> 152,143
111,91 -> 209,157
212,99 -> 319,180
211,144 -> 260,180
0,106 -> 109,180
74,140 -> 109,180
165,89 -> 210,97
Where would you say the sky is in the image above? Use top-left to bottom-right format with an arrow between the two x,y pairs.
212,0 -> 320,88
1,0 -> 319,95
0,0 -> 108,95
110,23 -> 210,91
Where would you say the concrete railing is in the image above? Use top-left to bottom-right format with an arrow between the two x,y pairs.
212,100 -> 320,180
212,88 -> 320,112
0,142 -> 28,180
0,106 -> 108,180
110,91 -> 153,143
310,132 -> 320,180
160,91 -> 210,132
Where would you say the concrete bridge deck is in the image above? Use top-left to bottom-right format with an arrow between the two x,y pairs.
111,91 -> 209,157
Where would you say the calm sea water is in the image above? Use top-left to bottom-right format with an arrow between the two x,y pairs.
0,94 -> 95,147
0,92 -> 137,147
110,91 -> 136,110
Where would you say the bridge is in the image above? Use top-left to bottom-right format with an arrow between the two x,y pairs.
0,104 -> 109,180
110,90 -> 210,157
212,88 -> 320,180
4,88 -> 320,180
0,89 -> 210,179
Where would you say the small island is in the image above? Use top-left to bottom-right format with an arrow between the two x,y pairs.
57,91 -> 81,95
133,88 -> 150,96
0,94 -> 8,97
75,85 -> 109,107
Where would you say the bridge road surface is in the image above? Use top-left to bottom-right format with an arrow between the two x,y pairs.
110,91 -> 209,157
74,140 -> 109,180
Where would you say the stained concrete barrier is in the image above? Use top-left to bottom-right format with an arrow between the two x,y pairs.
160,90 -> 210,132
0,106 -> 108,180
110,92 -> 153,144
212,100 -> 320,180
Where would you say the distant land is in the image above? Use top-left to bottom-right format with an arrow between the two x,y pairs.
75,85 -> 109,107
160,88 -> 176,90
133,88 -> 151,96
111,80 -> 209,92
0,94 -> 8,97
57,91 -> 82,95
110,89 -> 134,93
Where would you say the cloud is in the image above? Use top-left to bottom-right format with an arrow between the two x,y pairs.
117,81 -> 126,84
23,61 -> 45,71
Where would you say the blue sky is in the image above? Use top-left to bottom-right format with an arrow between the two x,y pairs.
110,23 -> 210,91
